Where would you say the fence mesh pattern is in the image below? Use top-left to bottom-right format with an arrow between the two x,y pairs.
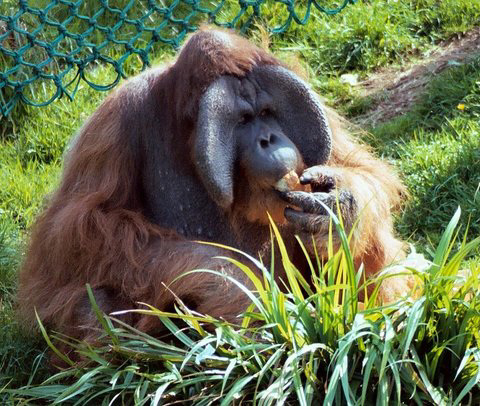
0,0 -> 356,116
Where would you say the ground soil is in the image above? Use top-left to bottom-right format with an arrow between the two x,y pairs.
355,27 -> 480,126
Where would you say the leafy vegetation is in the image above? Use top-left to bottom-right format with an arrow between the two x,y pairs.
3,211 -> 480,405
1,0 -> 479,404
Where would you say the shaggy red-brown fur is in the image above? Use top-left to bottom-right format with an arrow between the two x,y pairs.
18,28 -> 410,341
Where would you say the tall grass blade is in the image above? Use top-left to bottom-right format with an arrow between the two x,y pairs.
34,310 -> 75,368
452,348 -> 480,406
220,375 -> 255,406
268,214 -> 305,301
431,207 -> 461,272
401,297 -> 426,359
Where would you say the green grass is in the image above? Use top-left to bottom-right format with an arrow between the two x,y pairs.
1,0 -> 480,403
364,57 -> 480,250
263,0 -> 480,75
3,213 -> 480,405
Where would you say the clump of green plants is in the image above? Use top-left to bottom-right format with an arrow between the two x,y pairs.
3,209 -> 479,405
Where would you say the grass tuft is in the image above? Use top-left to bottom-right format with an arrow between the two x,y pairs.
2,211 -> 479,405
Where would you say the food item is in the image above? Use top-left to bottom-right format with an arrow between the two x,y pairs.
274,170 -> 299,192
274,170 -> 310,192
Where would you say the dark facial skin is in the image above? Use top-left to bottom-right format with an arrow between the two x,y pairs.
235,104 -> 302,187
193,65 -> 335,233
229,77 -> 355,234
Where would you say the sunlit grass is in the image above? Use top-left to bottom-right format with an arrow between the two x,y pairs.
2,210 -> 479,404
1,1 -> 480,402
364,56 -> 480,249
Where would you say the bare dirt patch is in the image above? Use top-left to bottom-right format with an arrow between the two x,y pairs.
355,27 -> 480,125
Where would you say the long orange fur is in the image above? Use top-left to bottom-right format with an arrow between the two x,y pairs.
18,28 -> 411,344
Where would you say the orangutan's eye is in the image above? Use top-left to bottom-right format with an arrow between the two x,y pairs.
239,113 -> 254,124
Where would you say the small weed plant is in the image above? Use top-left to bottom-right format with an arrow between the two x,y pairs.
3,208 -> 479,405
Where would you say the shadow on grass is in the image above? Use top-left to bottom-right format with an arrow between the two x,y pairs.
0,318 -> 50,390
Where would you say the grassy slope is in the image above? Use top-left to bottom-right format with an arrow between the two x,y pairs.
369,59 -> 480,250
1,0 -> 479,393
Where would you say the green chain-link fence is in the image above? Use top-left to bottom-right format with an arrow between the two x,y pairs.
0,0 -> 356,117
